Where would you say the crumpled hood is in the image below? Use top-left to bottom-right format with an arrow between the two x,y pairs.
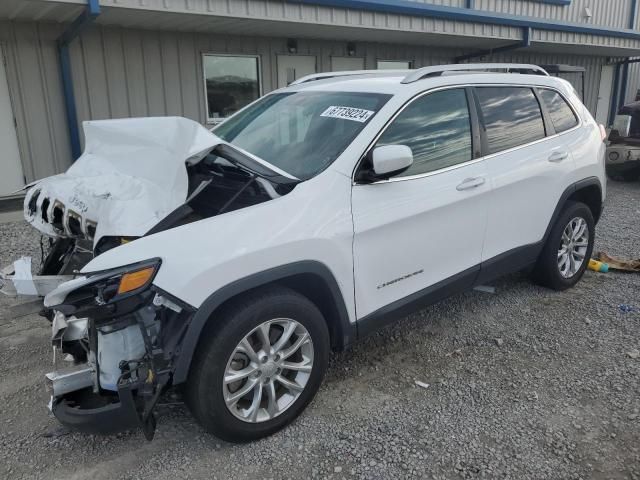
24,117 -> 219,246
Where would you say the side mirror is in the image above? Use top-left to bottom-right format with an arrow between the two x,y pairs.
371,145 -> 413,178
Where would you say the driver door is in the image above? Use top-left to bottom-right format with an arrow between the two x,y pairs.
351,88 -> 490,322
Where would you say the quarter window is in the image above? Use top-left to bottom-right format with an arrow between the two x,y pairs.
375,89 -> 473,177
203,54 -> 261,121
476,87 -> 546,155
538,89 -> 579,133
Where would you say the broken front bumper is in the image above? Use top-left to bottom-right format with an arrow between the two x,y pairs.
43,266 -> 194,440
50,380 -> 148,437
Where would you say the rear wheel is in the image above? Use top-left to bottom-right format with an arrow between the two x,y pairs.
532,201 -> 595,291
186,286 -> 329,442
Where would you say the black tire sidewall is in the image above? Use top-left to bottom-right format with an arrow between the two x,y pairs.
187,288 -> 330,442
536,201 -> 595,290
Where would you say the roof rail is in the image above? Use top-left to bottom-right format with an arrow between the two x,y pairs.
401,63 -> 549,84
289,69 -> 410,85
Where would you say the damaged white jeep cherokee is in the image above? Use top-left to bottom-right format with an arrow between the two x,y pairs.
1,64 -> 606,442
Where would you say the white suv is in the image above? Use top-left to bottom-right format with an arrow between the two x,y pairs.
11,64 -> 606,442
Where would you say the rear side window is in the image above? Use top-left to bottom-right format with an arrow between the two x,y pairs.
538,89 -> 579,133
375,88 -> 472,177
476,87 -> 546,155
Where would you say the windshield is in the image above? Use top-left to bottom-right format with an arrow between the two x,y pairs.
213,91 -> 391,180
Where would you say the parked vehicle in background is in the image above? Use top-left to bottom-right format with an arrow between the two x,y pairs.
0,64 -> 606,443
606,101 -> 640,181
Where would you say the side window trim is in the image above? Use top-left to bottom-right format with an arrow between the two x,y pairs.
354,86 -> 479,183
532,87 -> 557,137
465,86 -> 483,159
470,87 -> 489,158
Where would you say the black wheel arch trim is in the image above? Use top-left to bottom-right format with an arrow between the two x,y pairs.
543,177 -> 603,243
172,260 -> 355,385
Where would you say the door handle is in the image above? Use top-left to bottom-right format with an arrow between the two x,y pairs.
548,151 -> 569,163
456,177 -> 486,191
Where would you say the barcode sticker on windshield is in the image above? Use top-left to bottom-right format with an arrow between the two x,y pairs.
320,106 -> 375,123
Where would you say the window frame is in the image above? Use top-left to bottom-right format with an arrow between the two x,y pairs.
353,83 -> 582,184
202,53 -> 263,124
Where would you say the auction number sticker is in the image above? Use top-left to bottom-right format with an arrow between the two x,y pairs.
320,106 -> 375,123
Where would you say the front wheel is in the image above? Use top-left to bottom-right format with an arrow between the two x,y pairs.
532,201 -> 595,291
186,286 -> 330,442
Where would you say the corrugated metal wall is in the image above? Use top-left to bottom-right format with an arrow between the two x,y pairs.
0,21 -> 71,182
626,63 -> 640,103
69,25 -> 466,126
0,21 -> 626,181
474,0 -> 635,30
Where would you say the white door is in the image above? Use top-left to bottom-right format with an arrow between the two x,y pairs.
595,65 -> 614,125
477,86 -> 577,261
331,57 -> 365,72
277,55 -> 316,88
0,47 -> 24,196
352,88 -> 489,318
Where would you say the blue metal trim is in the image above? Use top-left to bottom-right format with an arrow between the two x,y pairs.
609,64 -> 622,126
619,63 -> 630,110
455,27 -> 531,63
291,0 -> 640,40
57,0 -> 100,160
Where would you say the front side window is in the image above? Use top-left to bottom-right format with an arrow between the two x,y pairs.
203,54 -> 260,121
374,89 -> 473,177
214,91 -> 391,180
538,89 -> 579,133
476,87 -> 546,155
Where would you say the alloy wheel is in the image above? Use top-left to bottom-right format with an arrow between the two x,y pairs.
223,318 -> 314,423
557,216 -> 589,278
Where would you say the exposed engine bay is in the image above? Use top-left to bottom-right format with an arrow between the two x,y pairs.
0,117 -> 298,439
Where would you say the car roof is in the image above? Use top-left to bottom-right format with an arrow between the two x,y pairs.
282,64 -> 575,97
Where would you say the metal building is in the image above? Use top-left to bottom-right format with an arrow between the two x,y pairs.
1,0 -> 640,196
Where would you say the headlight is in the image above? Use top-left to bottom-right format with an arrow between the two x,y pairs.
44,258 -> 161,309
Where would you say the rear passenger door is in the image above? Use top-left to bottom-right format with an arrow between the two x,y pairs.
476,86 -> 578,264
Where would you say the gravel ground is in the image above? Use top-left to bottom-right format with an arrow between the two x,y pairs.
1,181 -> 639,480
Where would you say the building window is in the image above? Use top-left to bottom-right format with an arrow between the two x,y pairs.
203,54 -> 261,122
377,60 -> 412,70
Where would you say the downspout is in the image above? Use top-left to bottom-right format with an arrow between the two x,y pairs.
455,27 -> 531,63
57,0 -> 101,160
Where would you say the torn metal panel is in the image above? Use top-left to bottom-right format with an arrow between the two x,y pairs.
0,257 -> 73,297
45,365 -> 95,397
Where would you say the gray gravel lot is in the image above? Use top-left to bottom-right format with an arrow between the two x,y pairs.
1,181 -> 639,480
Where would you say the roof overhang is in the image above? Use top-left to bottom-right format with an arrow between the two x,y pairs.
2,0 -> 640,57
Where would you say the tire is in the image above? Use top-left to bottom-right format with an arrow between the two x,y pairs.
185,286 -> 330,442
532,201 -> 595,291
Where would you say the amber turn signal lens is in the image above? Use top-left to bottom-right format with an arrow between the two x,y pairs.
117,267 -> 155,295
